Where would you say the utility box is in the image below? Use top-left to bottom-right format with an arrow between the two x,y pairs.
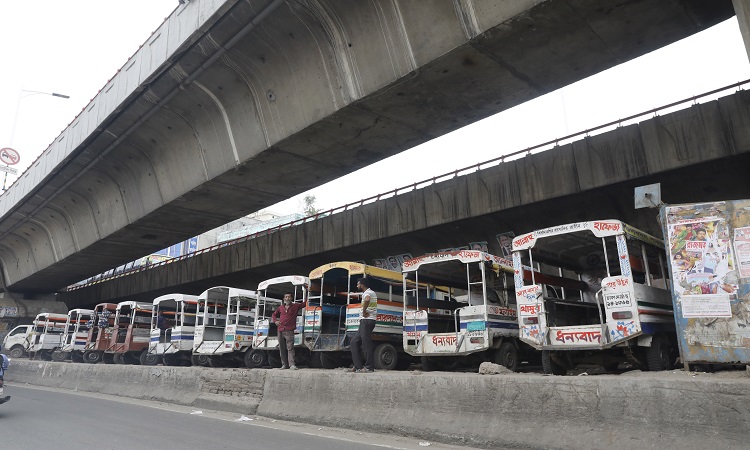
660,200 -> 750,365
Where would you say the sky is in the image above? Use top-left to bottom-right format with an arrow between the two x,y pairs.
1,2 -> 749,217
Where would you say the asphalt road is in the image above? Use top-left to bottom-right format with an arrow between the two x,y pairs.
0,384 -> 468,450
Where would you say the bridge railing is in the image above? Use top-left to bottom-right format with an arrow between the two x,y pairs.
66,78 -> 750,291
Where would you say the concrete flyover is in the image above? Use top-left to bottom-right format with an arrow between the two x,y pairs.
60,87 -> 750,307
0,0 -> 735,294
6,360 -> 750,449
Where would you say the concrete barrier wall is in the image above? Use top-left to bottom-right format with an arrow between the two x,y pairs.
7,361 -> 750,449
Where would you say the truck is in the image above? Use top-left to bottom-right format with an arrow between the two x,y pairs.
251,275 -> 309,368
27,313 -> 69,361
2,325 -> 33,358
402,250 -> 533,371
192,286 -> 256,367
105,301 -> 154,364
83,303 -> 118,364
59,309 -> 95,362
148,294 -> 199,366
512,219 -> 676,374
305,261 -> 413,370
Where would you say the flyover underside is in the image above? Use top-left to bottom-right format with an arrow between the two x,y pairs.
58,89 -> 750,307
0,0 -> 734,293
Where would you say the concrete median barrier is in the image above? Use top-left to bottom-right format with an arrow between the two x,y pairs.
6,361 -> 750,449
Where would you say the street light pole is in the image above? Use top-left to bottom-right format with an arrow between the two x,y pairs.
3,89 -> 70,191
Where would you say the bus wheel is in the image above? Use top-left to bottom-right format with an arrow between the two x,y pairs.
113,353 -> 127,365
646,335 -> 672,371
244,349 -> 268,368
541,350 -> 567,375
373,343 -> 398,371
83,351 -> 102,364
192,355 -> 210,367
495,342 -> 518,372
319,352 -> 339,369
51,350 -> 68,362
9,346 -> 24,359
140,351 -> 161,366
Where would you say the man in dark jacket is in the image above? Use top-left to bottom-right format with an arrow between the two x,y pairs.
271,293 -> 305,370
0,353 -> 10,404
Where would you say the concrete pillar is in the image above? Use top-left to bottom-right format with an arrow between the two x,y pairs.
733,0 -> 750,63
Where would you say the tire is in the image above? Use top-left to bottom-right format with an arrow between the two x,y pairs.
193,354 -> 211,367
140,351 -> 161,366
125,352 -> 141,365
207,356 -> 224,368
51,350 -> 68,362
318,352 -> 339,369
541,350 -> 567,375
309,352 -> 323,369
102,353 -> 115,364
9,346 -> 24,359
244,349 -> 268,368
113,353 -> 127,365
83,351 -> 102,364
420,356 -> 439,372
646,335 -> 672,371
373,343 -> 398,371
495,342 -> 518,372
40,351 -> 53,361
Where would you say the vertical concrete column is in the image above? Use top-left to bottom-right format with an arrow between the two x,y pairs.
734,0 -> 750,63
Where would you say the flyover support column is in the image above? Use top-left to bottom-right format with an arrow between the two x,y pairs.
734,0 -> 750,63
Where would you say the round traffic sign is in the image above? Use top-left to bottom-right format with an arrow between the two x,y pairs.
0,148 -> 20,166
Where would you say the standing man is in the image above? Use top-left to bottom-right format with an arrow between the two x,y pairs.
271,292 -> 305,370
350,278 -> 377,372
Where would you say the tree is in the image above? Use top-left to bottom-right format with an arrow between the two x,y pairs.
301,194 -> 321,216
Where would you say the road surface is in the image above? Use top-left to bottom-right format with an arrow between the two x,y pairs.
0,384 -> 470,450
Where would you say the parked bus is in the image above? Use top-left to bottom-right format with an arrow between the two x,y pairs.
148,294 -> 199,366
193,287 -> 256,367
402,250 -> 533,371
106,301 -> 154,364
306,262 -> 412,370
512,219 -> 676,374
83,303 -> 118,364
27,313 -> 68,361
251,275 -> 309,368
59,309 -> 95,362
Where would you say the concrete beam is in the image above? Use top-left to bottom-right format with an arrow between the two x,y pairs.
58,89 -> 750,307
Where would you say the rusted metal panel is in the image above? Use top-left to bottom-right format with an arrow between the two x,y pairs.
661,199 -> 750,364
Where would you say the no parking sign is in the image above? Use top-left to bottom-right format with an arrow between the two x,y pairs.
0,148 -> 20,166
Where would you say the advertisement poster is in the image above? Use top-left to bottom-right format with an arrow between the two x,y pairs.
666,215 -> 736,297
734,226 -> 750,278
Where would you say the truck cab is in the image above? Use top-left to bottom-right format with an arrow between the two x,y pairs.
2,325 -> 32,358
